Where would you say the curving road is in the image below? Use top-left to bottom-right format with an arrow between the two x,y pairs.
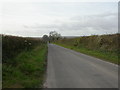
45,44 -> 118,88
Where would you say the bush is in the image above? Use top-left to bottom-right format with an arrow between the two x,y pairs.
2,35 -> 45,63
57,34 -> 119,53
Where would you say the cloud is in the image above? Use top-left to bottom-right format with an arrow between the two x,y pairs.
2,2 -> 118,36
23,12 -> 117,36
67,12 -> 117,31
1,0 -> 119,3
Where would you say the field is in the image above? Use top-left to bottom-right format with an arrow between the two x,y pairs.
54,34 -> 119,64
2,35 -> 48,88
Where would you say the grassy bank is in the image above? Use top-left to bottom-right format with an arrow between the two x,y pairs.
2,35 -> 43,63
3,44 -> 48,88
54,43 -> 118,64
54,34 -> 119,64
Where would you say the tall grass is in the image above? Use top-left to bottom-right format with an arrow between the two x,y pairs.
2,35 -> 44,63
2,35 -> 48,88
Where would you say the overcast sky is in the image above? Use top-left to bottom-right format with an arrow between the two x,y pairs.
0,0 -> 118,37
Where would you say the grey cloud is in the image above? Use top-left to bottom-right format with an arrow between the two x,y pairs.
23,24 -> 61,29
69,12 -> 117,30
23,12 -> 118,35
58,12 -> 118,34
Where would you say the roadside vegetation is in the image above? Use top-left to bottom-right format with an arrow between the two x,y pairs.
2,35 -> 48,88
54,34 -> 119,64
2,32 -> 119,88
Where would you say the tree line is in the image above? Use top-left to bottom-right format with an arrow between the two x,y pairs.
42,31 -> 61,43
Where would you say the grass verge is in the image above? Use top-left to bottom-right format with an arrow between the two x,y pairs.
54,43 -> 118,65
3,44 -> 48,88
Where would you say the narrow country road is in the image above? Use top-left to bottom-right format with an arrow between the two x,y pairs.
45,44 -> 118,88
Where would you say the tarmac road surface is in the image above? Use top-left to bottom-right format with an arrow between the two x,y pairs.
45,44 -> 118,88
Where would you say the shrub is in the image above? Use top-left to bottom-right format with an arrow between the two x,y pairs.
2,35 -> 45,63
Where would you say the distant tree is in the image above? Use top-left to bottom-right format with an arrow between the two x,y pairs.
42,35 -> 49,42
49,31 -> 61,42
